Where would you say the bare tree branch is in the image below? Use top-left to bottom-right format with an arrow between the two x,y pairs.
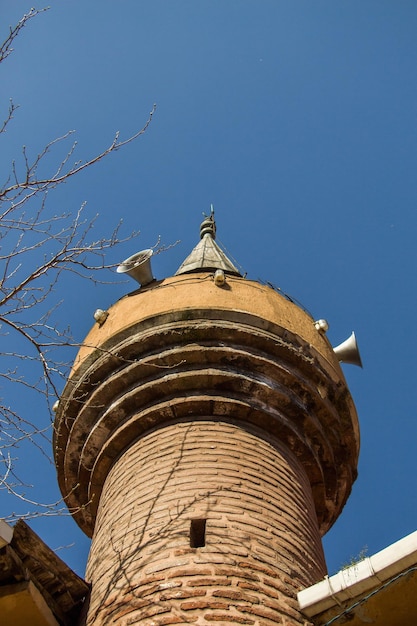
0,8 -> 157,517
0,7 -> 49,65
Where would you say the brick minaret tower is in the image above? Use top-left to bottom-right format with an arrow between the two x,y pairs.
54,214 -> 359,625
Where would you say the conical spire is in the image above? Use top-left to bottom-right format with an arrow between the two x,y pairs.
175,211 -> 241,276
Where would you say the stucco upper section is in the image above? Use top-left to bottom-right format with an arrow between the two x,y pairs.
56,272 -> 360,536
75,273 -> 341,375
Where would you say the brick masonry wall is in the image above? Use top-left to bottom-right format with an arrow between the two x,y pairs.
85,420 -> 325,625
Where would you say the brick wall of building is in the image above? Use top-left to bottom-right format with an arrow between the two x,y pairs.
85,419 -> 324,625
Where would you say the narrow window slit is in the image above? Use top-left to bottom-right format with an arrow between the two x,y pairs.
190,519 -> 206,548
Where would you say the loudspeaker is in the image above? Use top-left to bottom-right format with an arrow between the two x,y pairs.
333,332 -> 363,367
117,249 -> 154,286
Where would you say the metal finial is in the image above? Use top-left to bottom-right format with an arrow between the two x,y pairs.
200,206 -> 216,240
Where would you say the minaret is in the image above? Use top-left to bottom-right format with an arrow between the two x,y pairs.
54,214 -> 359,625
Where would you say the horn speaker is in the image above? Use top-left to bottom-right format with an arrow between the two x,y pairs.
117,249 -> 154,286
333,331 -> 363,367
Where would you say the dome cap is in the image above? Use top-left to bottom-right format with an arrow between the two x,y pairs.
175,209 -> 241,276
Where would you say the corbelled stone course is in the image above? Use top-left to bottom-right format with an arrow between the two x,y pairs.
55,279 -> 358,537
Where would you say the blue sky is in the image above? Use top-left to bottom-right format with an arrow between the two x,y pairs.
1,1 -> 416,578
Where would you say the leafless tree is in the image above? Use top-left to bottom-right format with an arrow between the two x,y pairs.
0,8 -> 155,518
